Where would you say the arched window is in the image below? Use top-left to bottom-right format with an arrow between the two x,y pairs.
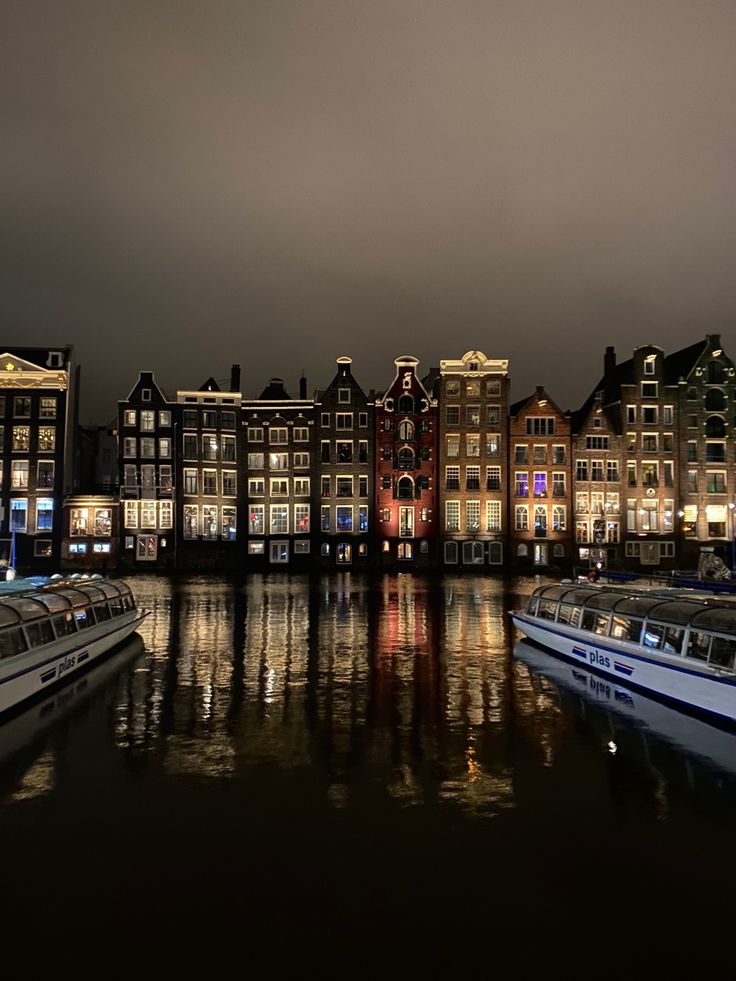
398,420 -> 414,441
397,476 -> 414,500
397,446 -> 415,470
517,543 -> 528,557
706,415 -> 726,438
380,507 -> 391,522
553,543 -> 565,557
707,361 -> 725,384
705,389 -> 726,411
534,506 -> 547,536
398,395 -> 414,414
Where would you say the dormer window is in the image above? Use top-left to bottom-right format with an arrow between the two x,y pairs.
338,388 -> 351,404
142,389 -> 151,402
644,355 -> 656,375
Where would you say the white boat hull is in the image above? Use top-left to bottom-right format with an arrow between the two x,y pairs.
511,611 -> 736,723
0,610 -> 148,716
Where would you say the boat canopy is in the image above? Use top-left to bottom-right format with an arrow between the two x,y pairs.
0,580 -> 134,626
531,584 -> 736,634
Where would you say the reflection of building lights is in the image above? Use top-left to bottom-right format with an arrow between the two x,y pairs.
607,741 -> 617,755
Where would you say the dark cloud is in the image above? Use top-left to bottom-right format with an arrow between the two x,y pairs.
2,0 -> 735,421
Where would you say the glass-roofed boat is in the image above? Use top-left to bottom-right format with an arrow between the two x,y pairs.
510,583 -> 736,722
0,578 -> 147,715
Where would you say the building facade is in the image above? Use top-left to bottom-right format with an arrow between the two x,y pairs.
118,371 -> 176,569
315,357 -> 374,567
673,334 -> 736,568
178,369 -> 242,570
0,347 -> 76,574
438,350 -> 509,568
244,377 -> 316,567
509,386 -> 572,568
374,356 -> 438,567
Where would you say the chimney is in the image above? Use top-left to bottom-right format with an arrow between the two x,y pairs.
299,373 -> 307,399
707,333 -> 721,350
230,363 -> 241,393
604,346 -> 616,378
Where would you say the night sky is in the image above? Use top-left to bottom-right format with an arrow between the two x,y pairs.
2,1 -> 735,423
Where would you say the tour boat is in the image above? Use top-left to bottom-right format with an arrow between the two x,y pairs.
514,638 -> 736,777
510,583 -> 736,723
0,578 -> 147,716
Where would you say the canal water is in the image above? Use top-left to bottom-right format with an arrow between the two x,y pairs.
1,573 -> 735,972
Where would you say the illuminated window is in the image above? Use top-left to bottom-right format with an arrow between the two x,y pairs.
336,506 -> 353,531
12,427 -> 30,451
124,410 -> 136,427
295,505 -> 310,533
202,435 -> 218,460
159,502 -> 173,530
515,506 -> 528,531
140,438 -> 155,458
140,411 -> 155,432
294,477 -> 310,496
486,434 -> 500,458
270,452 -> 288,470
40,397 -> 56,419
124,502 -> 138,529
36,499 -> 53,532
466,435 -> 480,457
11,460 -> 28,489
359,506 -> 368,532
159,411 -> 171,427
183,505 -> 198,539
93,508 -> 111,536
486,501 -> 501,532
140,501 -> 156,529
466,501 -> 480,532
270,541 -> 289,563
159,438 -> 171,458
446,380 -> 460,397
202,505 -> 218,539
70,507 -> 88,536
270,505 -> 288,534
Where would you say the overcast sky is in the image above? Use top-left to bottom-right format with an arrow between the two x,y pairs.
2,0 -> 735,422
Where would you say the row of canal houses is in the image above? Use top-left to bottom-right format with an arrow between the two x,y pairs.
0,335 -> 734,574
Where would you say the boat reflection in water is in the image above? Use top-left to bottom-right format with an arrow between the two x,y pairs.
0,635 -> 144,798
514,637 -> 736,780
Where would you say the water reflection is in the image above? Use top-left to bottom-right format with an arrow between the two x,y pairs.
2,574 -> 736,821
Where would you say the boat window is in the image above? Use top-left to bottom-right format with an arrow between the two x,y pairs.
691,608 -> 736,635
612,597 -> 671,619
94,603 -> 112,622
108,596 -> 124,616
25,619 -> 55,648
557,604 -> 576,625
56,588 -> 92,609
10,598 -> 50,621
582,610 -> 609,634
538,600 -> 558,620
122,595 -> 136,611
539,586 -> 572,602
584,593 -> 621,612
610,615 -> 634,641
75,585 -> 107,604
527,597 -> 539,615
53,612 -> 78,637
709,636 -> 736,670
642,602 -> 703,627
560,588 -> 598,606
642,623 -> 666,649
36,593 -> 73,614
0,627 -> 28,659
569,607 -> 582,629
686,632 -> 711,662
74,607 -> 94,629
592,613 -> 610,635
661,626 -> 684,655
0,605 -> 21,628
95,582 -> 125,599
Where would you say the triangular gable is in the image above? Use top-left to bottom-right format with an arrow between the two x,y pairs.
0,352 -> 48,374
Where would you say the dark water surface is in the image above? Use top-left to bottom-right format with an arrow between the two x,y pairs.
2,573 -> 735,972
